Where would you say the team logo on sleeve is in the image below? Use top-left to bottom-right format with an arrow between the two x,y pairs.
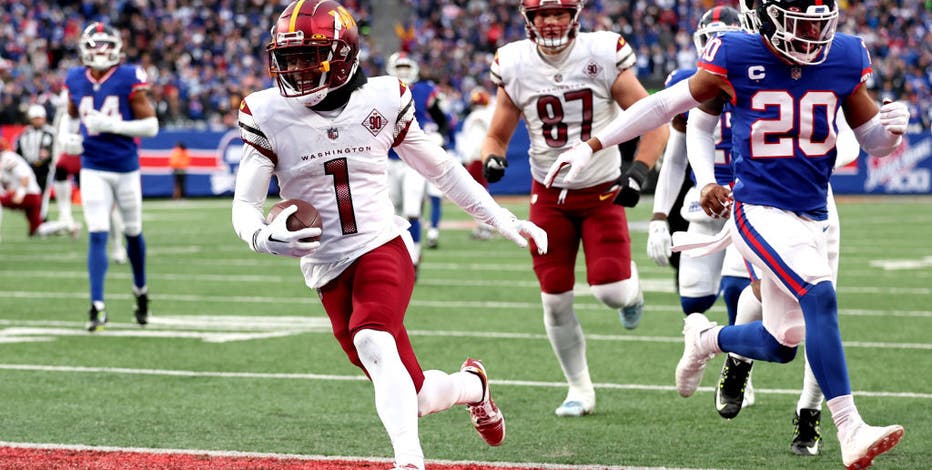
584,61 -> 602,79
362,109 -> 387,136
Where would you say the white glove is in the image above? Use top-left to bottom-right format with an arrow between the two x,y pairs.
251,205 -> 321,258
84,109 -> 120,134
878,100 -> 909,135
646,219 -> 672,266
490,209 -> 548,254
60,134 -> 84,155
544,141 -> 593,187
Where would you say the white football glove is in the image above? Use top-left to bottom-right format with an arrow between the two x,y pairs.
544,142 -> 593,187
60,133 -> 84,155
84,109 -> 120,135
251,204 -> 321,258
646,219 -> 672,266
878,100 -> 909,135
490,209 -> 548,254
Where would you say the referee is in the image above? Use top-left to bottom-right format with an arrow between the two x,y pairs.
15,104 -> 56,195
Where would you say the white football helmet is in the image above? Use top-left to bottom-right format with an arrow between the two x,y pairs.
79,22 -> 123,71
386,52 -> 419,84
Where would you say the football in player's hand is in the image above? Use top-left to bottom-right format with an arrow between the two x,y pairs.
266,199 -> 322,242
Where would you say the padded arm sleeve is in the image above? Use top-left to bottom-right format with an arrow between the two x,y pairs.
593,79 -> 700,149
852,113 -> 901,158
684,108 -> 719,189
652,128 -> 687,216
231,145 -> 275,248
112,116 -> 159,138
834,109 -> 860,168
395,120 -> 506,226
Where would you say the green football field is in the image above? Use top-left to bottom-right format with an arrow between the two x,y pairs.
0,196 -> 929,469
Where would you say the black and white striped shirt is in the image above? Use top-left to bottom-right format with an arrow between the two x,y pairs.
15,124 -> 55,165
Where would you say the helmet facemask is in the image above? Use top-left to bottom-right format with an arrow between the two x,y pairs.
521,2 -> 583,51
79,25 -> 123,71
739,0 -> 761,32
761,2 -> 838,65
386,53 -> 420,84
268,33 -> 357,107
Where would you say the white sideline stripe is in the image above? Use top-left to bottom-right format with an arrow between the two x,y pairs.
3,290 -> 932,320
0,441 -> 703,470
0,364 -> 930,400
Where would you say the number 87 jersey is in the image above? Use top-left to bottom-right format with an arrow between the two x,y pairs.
697,31 -> 871,216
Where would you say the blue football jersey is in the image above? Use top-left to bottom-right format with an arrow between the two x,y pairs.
389,79 -> 442,160
698,32 -> 871,218
64,65 -> 150,172
665,68 -> 735,186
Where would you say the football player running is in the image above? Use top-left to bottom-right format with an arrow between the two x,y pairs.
545,0 -> 906,467
230,2 -> 547,469
648,7 -> 755,419
481,0 -> 668,418
60,22 -> 158,331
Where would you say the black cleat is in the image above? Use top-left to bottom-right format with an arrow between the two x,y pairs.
791,408 -> 823,456
134,292 -> 149,326
86,304 -> 108,332
714,355 -> 753,419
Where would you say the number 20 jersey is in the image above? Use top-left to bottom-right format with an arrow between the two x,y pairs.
491,31 -> 636,189
698,32 -> 871,216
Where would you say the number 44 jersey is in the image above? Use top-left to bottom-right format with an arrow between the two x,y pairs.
491,31 -> 636,189
698,32 -> 871,217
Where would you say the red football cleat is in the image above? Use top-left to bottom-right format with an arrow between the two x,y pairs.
461,358 -> 505,446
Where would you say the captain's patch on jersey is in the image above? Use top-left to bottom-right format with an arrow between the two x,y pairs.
362,109 -> 387,136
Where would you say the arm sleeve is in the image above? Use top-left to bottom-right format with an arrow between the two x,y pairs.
112,116 -> 159,138
852,113 -> 902,157
593,79 -> 700,149
231,144 -> 275,248
834,108 -> 860,168
394,121 -> 508,226
652,128 -> 687,215
684,108 -> 720,189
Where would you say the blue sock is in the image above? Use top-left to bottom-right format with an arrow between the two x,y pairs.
88,231 -> 109,303
125,233 -> 147,289
407,218 -> 421,243
799,281 -> 850,400
720,276 -> 750,325
718,321 -> 797,363
680,294 -> 717,316
429,195 -> 441,228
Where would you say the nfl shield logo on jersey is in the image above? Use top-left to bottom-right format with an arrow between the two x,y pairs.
327,127 -> 339,140
791,67 -> 802,80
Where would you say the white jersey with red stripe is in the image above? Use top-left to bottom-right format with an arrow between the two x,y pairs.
238,76 -> 417,287
491,31 -> 636,189
0,150 -> 41,195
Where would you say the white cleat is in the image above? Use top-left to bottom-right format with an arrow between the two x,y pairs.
840,423 -> 904,470
742,375 -> 755,408
675,313 -> 718,398
554,399 -> 594,417
112,248 -> 128,264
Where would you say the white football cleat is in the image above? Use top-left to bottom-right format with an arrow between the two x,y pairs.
840,423 -> 904,470
675,313 -> 718,398
554,399 -> 594,417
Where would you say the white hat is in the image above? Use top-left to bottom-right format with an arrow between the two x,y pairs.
27,104 -> 47,120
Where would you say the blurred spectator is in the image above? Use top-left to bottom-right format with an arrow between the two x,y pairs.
169,141 -> 190,200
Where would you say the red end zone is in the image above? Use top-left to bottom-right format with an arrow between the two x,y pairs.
0,445 -> 552,470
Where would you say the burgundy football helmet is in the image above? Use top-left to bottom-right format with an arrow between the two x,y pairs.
520,0 -> 584,50
267,0 -> 360,106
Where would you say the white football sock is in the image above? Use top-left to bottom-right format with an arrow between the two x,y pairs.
542,291 -> 594,404
416,369 -> 482,417
54,181 -> 73,224
827,394 -> 863,441
729,286 -> 763,362
797,351 -> 825,412
353,329 -> 423,469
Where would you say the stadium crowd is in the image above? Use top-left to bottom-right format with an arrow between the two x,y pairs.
0,0 -> 929,131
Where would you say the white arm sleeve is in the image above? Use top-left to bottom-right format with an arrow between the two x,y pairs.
57,112 -> 80,138
112,116 -> 159,138
231,146 -> 275,247
652,128 -> 687,215
834,109 -> 860,168
395,120 -> 507,226
593,79 -> 701,148
852,113 -> 902,157
684,108 -> 720,189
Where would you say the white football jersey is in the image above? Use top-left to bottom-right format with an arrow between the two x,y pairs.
0,150 -> 41,195
491,31 -> 637,189
239,76 -> 417,287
